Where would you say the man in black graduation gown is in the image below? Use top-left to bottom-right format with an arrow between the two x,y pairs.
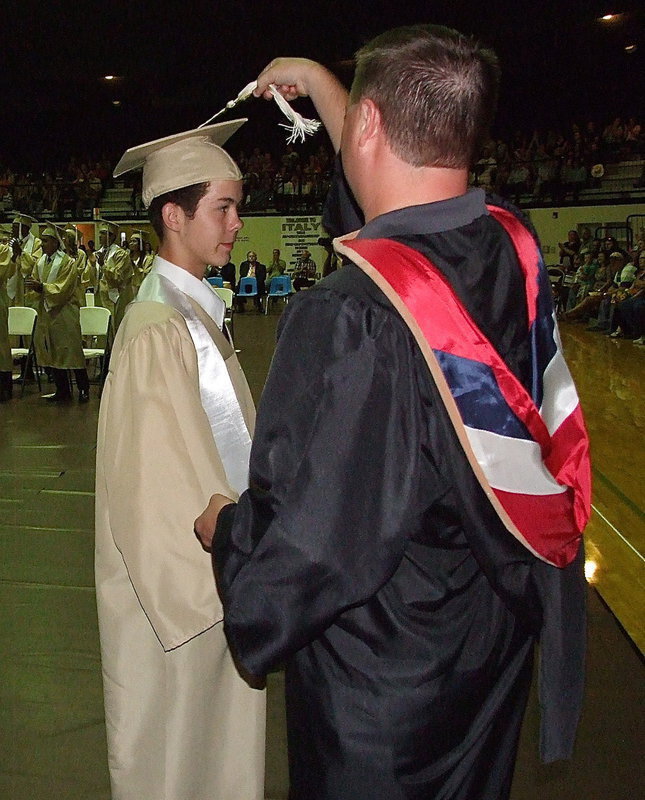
196,26 -> 588,800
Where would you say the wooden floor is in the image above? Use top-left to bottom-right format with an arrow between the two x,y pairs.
0,311 -> 642,799
558,321 -> 645,651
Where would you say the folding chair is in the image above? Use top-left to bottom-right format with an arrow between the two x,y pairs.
207,276 -> 224,288
9,306 -> 42,396
80,306 -> 112,386
213,286 -> 235,343
264,275 -> 293,314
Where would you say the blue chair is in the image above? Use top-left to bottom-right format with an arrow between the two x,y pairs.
264,275 -> 293,314
237,276 -> 258,297
207,276 -> 224,288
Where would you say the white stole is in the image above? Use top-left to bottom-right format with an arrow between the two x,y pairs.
135,270 -> 252,496
37,251 -> 65,312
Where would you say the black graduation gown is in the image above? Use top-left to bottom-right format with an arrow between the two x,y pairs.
214,190 -> 585,800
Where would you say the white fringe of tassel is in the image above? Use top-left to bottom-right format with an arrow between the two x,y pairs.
199,80 -> 321,144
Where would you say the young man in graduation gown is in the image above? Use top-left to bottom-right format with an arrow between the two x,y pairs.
8,212 -> 42,307
196,27 -> 590,800
63,225 -> 94,307
0,225 -> 15,401
25,225 -> 90,403
95,119 -> 265,800
95,220 -> 128,319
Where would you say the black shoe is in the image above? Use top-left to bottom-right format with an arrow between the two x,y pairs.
79,390 -> 90,403
43,392 -> 72,403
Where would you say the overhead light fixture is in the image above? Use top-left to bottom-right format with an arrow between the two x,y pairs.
112,100 -> 122,106
625,44 -> 637,53
104,75 -> 115,80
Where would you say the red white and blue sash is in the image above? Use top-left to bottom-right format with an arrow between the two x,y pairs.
335,205 -> 591,568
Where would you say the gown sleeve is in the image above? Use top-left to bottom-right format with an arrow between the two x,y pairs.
213,287 -> 430,676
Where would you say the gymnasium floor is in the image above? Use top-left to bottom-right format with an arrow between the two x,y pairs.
0,311 -> 643,799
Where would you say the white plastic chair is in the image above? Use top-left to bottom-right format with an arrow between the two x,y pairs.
213,286 -> 235,342
80,306 -> 112,381
9,306 -> 41,396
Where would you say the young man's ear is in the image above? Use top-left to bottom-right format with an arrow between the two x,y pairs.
161,202 -> 183,233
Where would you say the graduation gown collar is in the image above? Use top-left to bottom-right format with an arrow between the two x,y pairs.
357,188 -> 488,240
143,255 -> 225,330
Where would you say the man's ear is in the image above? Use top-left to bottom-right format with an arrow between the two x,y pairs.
161,202 -> 183,233
357,98 -> 381,148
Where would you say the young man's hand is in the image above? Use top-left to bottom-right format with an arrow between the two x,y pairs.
194,493 -> 235,552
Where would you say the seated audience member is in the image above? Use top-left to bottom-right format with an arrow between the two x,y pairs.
578,227 -> 595,257
266,249 -> 286,283
565,252 -> 612,324
590,252 -> 634,331
474,145 -> 496,190
572,251 -> 599,305
292,249 -> 317,291
561,157 -> 587,201
237,250 -> 266,311
559,229 -> 581,271
609,251 -> 645,338
506,161 -> 531,204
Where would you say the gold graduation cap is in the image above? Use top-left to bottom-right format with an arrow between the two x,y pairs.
97,219 -> 120,235
64,224 -> 82,244
39,223 -> 64,243
13,212 -> 38,228
113,119 -> 246,208
128,228 -> 149,246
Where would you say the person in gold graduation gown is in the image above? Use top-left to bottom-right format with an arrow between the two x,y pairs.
63,225 -> 95,307
25,225 -> 90,403
95,219 -> 128,319
0,224 -> 16,401
95,119 -> 265,800
9,212 -> 42,307
127,229 -> 155,294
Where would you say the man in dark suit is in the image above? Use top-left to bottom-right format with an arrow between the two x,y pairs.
237,250 -> 266,311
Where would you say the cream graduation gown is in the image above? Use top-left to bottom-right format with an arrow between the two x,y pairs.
0,244 -> 15,371
31,250 -> 85,369
71,247 -> 96,306
95,257 -> 265,800
96,242 -> 128,317
9,232 -> 42,306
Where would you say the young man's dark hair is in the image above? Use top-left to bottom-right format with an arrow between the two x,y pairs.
148,181 -> 210,241
350,24 -> 500,169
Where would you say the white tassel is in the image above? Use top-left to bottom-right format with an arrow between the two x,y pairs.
198,81 -> 321,143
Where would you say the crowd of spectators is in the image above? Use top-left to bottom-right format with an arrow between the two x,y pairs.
554,228 -> 645,345
1,115 -> 643,221
472,116 -> 644,205
0,157 -> 112,219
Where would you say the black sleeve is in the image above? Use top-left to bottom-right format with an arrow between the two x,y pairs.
213,287 -> 425,676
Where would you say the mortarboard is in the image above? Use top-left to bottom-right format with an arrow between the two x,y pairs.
97,219 -> 120,235
113,119 -> 246,208
39,224 -> 63,243
13,212 -> 38,228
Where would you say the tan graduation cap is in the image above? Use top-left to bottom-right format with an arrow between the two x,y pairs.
113,119 -> 246,208
39,223 -> 64,243
97,219 -> 120,235
13,212 -> 38,228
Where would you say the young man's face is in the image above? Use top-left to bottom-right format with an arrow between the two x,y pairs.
180,180 -> 244,268
42,236 -> 59,257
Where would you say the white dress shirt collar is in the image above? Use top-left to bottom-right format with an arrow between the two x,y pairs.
153,255 -> 225,329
